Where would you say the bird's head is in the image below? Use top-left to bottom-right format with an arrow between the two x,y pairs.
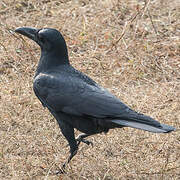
15,27 -> 68,56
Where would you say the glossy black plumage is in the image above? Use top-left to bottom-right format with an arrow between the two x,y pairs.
15,27 -> 175,171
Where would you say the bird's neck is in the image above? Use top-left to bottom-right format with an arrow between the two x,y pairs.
35,50 -> 69,77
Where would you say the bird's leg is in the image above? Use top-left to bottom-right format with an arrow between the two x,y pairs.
61,134 -> 93,173
76,133 -> 93,147
55,120 -> 78,174
56,147 -> 78,174
61,146 -> 78,170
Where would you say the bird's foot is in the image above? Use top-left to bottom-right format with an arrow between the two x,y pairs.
55,167 -> 66,175
76,138 -> 93,146
76,134 -> 93,147
65,134 -> 93,147
56,148 -> 78,174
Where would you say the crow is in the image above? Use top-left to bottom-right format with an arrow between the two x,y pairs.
15,27 -> 175,171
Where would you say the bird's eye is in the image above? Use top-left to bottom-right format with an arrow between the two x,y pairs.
38,33 -> 45,43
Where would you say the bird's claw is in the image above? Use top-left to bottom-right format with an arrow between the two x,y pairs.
77,138 -> 93,147
65,135 -> 93,147
55,167 -> 66,175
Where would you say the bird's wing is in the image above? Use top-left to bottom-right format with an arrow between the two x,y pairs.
33,72 -> 174,132
33,72 -> 133,119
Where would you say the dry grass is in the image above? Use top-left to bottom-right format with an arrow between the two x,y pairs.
0,0 -> 180,179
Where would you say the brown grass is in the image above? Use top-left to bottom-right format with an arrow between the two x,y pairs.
0,0 -> 180,179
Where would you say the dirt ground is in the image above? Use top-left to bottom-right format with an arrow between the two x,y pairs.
0,0 -> 179,179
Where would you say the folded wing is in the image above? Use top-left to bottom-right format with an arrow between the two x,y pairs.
33,72 -> 175,133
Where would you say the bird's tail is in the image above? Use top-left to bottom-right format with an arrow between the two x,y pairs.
111,113 -> 175,133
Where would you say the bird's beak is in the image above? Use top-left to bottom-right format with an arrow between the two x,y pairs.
15,27 -> 39,42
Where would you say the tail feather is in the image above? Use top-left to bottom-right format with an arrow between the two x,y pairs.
111,112 -> 175,133
111,119 -> 175,133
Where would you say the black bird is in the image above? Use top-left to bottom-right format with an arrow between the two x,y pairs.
15,27 -> 175,170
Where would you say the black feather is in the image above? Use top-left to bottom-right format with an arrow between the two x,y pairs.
15,27 -> 175,170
